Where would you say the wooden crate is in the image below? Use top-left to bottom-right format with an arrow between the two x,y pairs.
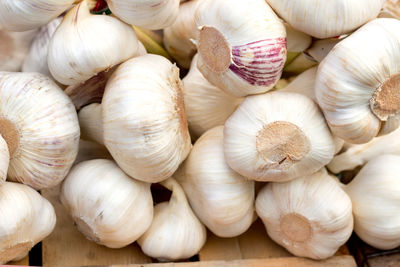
2,185 -> 356,267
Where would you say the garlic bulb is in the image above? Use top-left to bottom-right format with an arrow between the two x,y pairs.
195,0 -> 286,97
0,0 -> 73,31
345,154 -> 400,249
304,38 -> 342,63
103,54 -> 191,183
0,182 -> 56,264
183,55 -> 243,139
286,23 -> 312,53
163,0 -> 199,68
316,18 -> 400,144
106,0 -> 180,30
78,103 -> 104,146
328,127 -> 400,173
266,0 -> 385,38
177,126 -> 255,237
281,67 -> 318,102
22,17 -> 62,77
48,0 -> 140,86
138,177 -> 206,260
0,28 -> 37,71
224,92 -> 335,182
0,136 -> 9,184
0,72 -> 80,189
60,159 -> 153,248
256,169 -> 353,259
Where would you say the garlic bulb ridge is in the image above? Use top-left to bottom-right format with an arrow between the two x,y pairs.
48,0 -> 140,85
224,92 -> 335,182
177,126 -> 255,237
61,159 -> 154,248
256,169 -> 353,259
138,177 -> 206,260
195,0 -> 287,97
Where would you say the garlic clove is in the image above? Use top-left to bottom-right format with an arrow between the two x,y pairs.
195,0 -> 286,97
78,103 -> 104,146
0,135 -> 9,184
183,54 -> 243,140
316,18 -> 400,144
22,17 -> 62,77
345,154 -> 400,250
256,169 -> 353,259
60,159 -> 154,249
0,72 -> 80,190
138,177 -> 206,261
102,54 -> 191,183
266,0 -> 385,38
224,91 -> 335,182
0,182 -> 56,264
0,27 -> 38,71
0,0 -> 73,32
283,52 -> 317,74
163,0 -> 200,68
304,37 -> 343,63
106,0 -> 180,30
328,127 -> 400,173
177,126 -> 255,238
285,23 -> 312,53
48,0 -> 140,86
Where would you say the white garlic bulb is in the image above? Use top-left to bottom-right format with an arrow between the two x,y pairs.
22,17 -> 62,77
0,28 -> 37,71
183,55 -> 243,139
78,103 -> 104,146
195,0 -> 286,97
48,0 -> 140,85
0,182 -> 56,264
316,18 -> 400,144
177,126 -> 255,237
163,0 -> 199,68
60,159 -> 154,249
138,177 -> 206,260
103,54 -> 191,183
106,0 -> 180,30
224,92 -> 335,182
328,128 -> 400,173
0,72 -> 80,189
256,169 -> 353,259
266,0 -> 385,38
0,136 -> 9,184
0,0 -> 73,31
345,154 -> 400,249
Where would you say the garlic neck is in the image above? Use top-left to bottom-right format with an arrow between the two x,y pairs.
0,241 -> 34,263
74,216 -> 100,243
280,213 -> 312,243
198,26 -> 231,73
371,73 -> 400,121
0,118 -> 20,158
256,121 -> 311,170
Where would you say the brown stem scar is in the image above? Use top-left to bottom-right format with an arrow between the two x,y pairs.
371,73 -> 400,121
280,213 -> 312,243
0,118 -> 20,158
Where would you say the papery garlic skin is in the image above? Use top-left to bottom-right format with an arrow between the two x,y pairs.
177,126 -> 255,237
163,0 -> 199,68
61,159 -> 153,248
256,169 -> 353,259
78,103 -> 104,146
328,128 -> 400,173
316,18 -> 400,144
48,0 -> 139,86
106,0 -> 180,30
285,23 -> 312,53
183,55 -> 243,139
103,54 -> 191,183
195,0 -> 286,97
0,136 -> 9,184
345,154 -> 400,249
0,182 -> 56,264
0,0 -> 73,31
138,178 -> 206,260
0,28 -> 37,71
224,92 -> 335,182
0,72 -> 80,190
22,17 -> 62,77
266,0 -> 385,38
380,0 -> 400,19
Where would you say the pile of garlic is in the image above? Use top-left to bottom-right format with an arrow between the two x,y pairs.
1,0 -> 400,264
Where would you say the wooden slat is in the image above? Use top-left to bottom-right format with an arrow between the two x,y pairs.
198,232 -> 242,261
9,255 -> 29,266
108,255 -> 356,267
41,185 -> 152,267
